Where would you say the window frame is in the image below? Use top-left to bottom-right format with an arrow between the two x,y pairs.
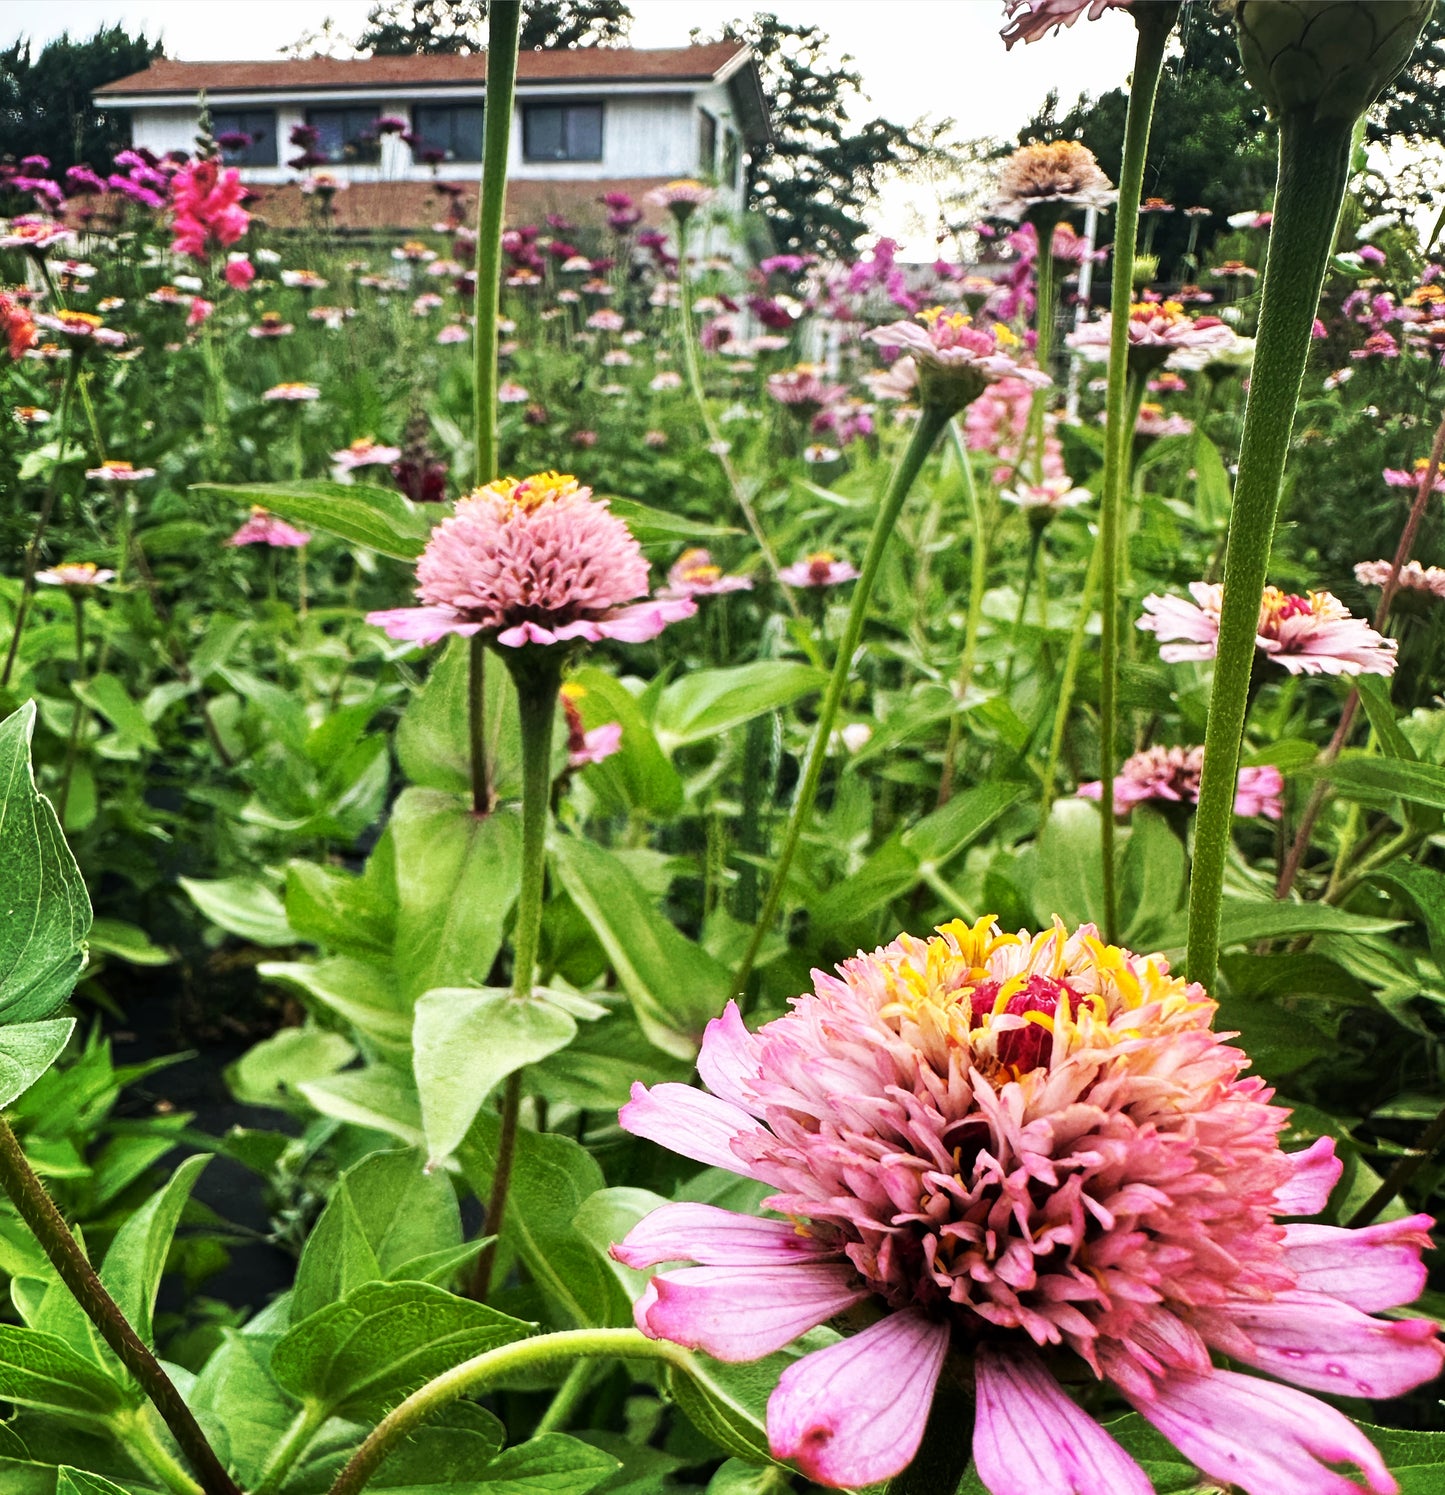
722,128 -> 741,190
304,106 -> 384,165
520,100 -> 605,164
211,107 -> 279,168
411,102 -> 485,164
697,109 -> 718,178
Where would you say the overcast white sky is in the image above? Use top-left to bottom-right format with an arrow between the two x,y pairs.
3,1 -> 1140,250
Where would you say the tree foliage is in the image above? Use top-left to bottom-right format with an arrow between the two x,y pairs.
355,0 -> 632,55
0,27 -> 162,172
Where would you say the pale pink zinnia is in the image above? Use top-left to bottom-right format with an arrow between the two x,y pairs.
227,507 -> 311,548
366,470 -> 695,648
331,438 -> 402,470
1355,559 -> 1445,601
85,460 -> 155,482
865,310 -> 1048,413
1139,582 -> 1398,676
1002,0 -> 1134,46
661,548 -> 753,599
646,179 -> 717,219
778,552 -> 859,589
1000,475 -> 1091,512
1078,744 -> 1284,819
1068,300 -> 1238,371
36,561 -> 115,589
1383,458 -> 1445,492
263,382 -> 320,402
615,916 -> 1440,1491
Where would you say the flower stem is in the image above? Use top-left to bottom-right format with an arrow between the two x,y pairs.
733,404 -> 950,1005
471,0 -> 521,488
254,1402 -> 327,1495
1187,111 -> 1356,986
1098,7 -> 1175,944
936,423 -> 988,807
1041,523 -> 1104,818
468,634 -> 495,815
325,1328 -> 689,1495
470,657 -> 559,1301
534,1358 -> 594,1435
55,592 -> 86,825
0,1118 -> 239,1495
1003,523 -> 1044,695
1348,1097 -> 1445,1229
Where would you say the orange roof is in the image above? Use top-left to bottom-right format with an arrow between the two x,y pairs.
96,43 -> 748,96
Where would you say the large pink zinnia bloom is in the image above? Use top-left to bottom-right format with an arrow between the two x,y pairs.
367,471 -> 695,648
866,310 -> 1049,414
1068,300 -> 1238,370
615,918 -> 1440,1492
1139,582 -> 1398,677
1002,0 -> 1134,46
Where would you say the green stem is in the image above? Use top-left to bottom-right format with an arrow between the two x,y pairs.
1348,1097 -> 1445,1229
0,1119 -> 239,1495
1099,8 -> 1175,944
1187,111 -> 1356,987
471,658 -> 559,1301
120,1409 -> 204,1495
468,634 -> 495,815
1025,206 -> 1062,480
254,1402 -> 326,1495
937,421 -> 989,808
1003,524 -> 1043,694
733,404 -> 949,1005
325,1329 -> 690,1495
534,1358 -> 594,1435
1041,524 -> 1104,817
472,1 -> 521,487
56,593 -> 86,826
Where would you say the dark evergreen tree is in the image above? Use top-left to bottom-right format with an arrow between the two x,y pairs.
355,0 -> 631,55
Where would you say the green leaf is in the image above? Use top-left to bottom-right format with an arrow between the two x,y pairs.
1355,676 -> 1417,763
85,919 -> 171,967
1362,1424 -> 1445,1494
190,480 -> 434,560
285,857 -> 395,960
1118,807 -> 1187,948
292,1147 -> 464,1324
396,636 -> 522,799
604,497 -> 741,547
98,1153 -> 209,1347
71,675 -> 157,759
414,989 -> 577,1166
390,790 -> 522,1005
551,836 -> 725,1060
178,876 -> 293,947
298,1065 -> 426,1149
0,702 -> 91,1023
0,1019 -> 75,1108
270,1280 -> 531,1422
260,958 -> 411,1055
570,1187 -> 668,1305
1029,798 -> 1106,930
1156,898 -> 1403,951
1369,862 -> 1445,972
0,1326 -> 127,1417
458,1117 -> 627,1329
566,667 -> 682,819
1318,752 -> 1445,812
188,1331 -> 300,1490
368,1402 -> 505,1491
470,1435 -> 620,1495
56,1471 -> 139,1495
227,1027 -> 356,1110
1189,430 -> 1232,530
653,662 -> 826,751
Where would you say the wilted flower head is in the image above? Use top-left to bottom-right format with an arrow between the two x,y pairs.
865,309 -> 1049,415
227,507 -> 311,548
36,561 -> 115,589
332,438 -> 402,470
1079,743 -> 1284,819
366,471 -> 695,648
778,551 -> 860,589
1355,558 -> 1445,601
989,140 -> 1117,219
1139,581 -> 1398,676
1002,0 -> 1136,46
85,460 -> 155,482
661,548 -> 753,599
616,915 -> 1440,1490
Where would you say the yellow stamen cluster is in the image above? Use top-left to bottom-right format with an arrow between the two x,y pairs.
56,311 -> 102,330
918,306 -> 970,331
1130,299 -> 1187,323
475,470 -> 580,515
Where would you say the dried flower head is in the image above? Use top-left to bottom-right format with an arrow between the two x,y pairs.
989,140 -> 1117,219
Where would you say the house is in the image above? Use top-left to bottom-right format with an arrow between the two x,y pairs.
94,44 -> 771,233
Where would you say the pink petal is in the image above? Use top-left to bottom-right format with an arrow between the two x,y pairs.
695,1001 -> 764,1113
617,1081 -> 763,1174
612,1202 -> 835,1270
1211,1291 -> 1443,1399
1273,1137 -> 1341,1216
1281,1214 -> 1434,1312
366,606 -> 480,644
768,1310 -> 949,1487
636,1262 -> 868,1361
593,596 -> 698,642
1130,1369 -> 1396,1495
496,620 -> 563,647
974,1344 -> 1152,1495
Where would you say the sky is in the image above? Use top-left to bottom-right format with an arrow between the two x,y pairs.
2,1 -> 1139,250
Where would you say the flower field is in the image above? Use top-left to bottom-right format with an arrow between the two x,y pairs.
1,3 -> 1444,1493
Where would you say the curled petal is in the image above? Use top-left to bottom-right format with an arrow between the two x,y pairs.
592,596 -> 698,642
366,605 -> 481,644
612,1202 -> 836,1270
696,1001 -> 765,1113
1129,1368 -> 1396,1495
618,1081 -> 762,1174
1281,1214 -> 1434,1312
1273,1136 -> 1341,1216
974,1344 -> 1152,1495
637,1262 -> 868,1361
768,1310 -> 949,1487
495,619 -> 563,647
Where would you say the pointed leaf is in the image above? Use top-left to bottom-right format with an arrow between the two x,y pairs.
190,480 -> 434,560
0,1019 -> 75,1107
0,1326 -> 127,1417
653,662 -> 826,750
178,876 -> 293,946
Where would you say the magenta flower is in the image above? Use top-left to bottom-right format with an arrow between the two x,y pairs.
227,507 -> 311,548
168,157 -> 249,260
778,552 -> 859,589
614,917 -> 1441,1492
366,471 -> 695,649
1384,459 -> 1445,491
865,310 -> 1048,414
1002,1 -> 1135,47
1139,582 -> 1398,676
661,548 -> 753,599
1078,744 -> 1284,819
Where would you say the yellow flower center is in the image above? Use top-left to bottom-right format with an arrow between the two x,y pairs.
478,470 -> 580,515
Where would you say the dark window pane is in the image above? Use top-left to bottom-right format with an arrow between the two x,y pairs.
213,108 -> 277,167
524,105 -> 566,161
698,110 -> 717,175
566,103 -> 603,161
413,104 -> 484,164
306,108 -> 381,164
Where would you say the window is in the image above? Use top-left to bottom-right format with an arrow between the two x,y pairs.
211,108 -> 278,167
698,110 -> 718,177
305,107 -> 383,164
522,102 -> 603,163
722,128 -> 741,189
411,103 -> 484,163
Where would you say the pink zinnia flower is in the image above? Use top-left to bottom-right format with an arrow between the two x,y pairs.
1384,458 -> 1445,491
1068,300 -> 1238,371
1078,744 -> 1284,819
366,471 -> 695,648
227,507 -> 311,548
1000,475 -> 1091,512
562,687 -> 623,769
988,140 -> 1116,219
36,561 -> 115,589
1355,558 -> 1445,601
766,364 -> 841,414
498,381 -> 530,404
187,296 -> 214,327
249,312 -> 293,339
36,310 -> 125,349
1353,331 -> 1401,360
332,438 -> 402,470
1002,0 -> 1134,46
169,158 -> 249,260
0,219 -> 75,256
1132,402 -> 1193,439
778,552 -> 859,589
85,460 -> 155,482
1139,582 -> 1398,676
661,548 -> 753,599
614,917 -> 1441,1491
865,310 -> 1048,413
586,309 -> 625,332
646,179 -> 716,219
262,382 -> 320,402
436,323 -> 469,344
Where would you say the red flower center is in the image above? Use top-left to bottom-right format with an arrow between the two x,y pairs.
965,973 -> 1073,1073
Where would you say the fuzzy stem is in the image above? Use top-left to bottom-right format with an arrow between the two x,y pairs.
1098,8 -> 1175,944
0,1118 -> 239,1495
937,423 -> 989,808
733,404 -> 950,1005
253,1402 -> 327,1495
471,1 -> 520,487
1042,528 -> 1104,817
534,1358 -> 594,1436
1187,111 -> 1356,986
326,1328 -> 690,1495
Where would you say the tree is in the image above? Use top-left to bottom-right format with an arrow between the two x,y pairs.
353,0 -> 631,55
696,14 -> 921,259
0,27 -> 162,171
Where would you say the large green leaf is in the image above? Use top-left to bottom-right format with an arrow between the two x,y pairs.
259,958 -> 411,1055
468,1436 -> 620,1495
566,666 -> 682,818
270,1280 -> 531,1422
0,1326 -> 127,1418
0,703 -> 91,1023
604,497 -> 741,547
1318,753 -> 1445,813
551,836 -> 724,1059
0,1019 -> 75,1108
178,876 -> 293,947
367,1401 -> 505,1492
413,989 -> 577,1166
285,857 -> 395,960
190,480 -> 434,560
653,662 -> 826,751
1370,862 -> 1445,972
188,1330 -> 300,1489
1155,899 -> 1402,951
298,1065 -> 426,1149
71,675 -> 157,760
228,1027 -> 356,1111
56,1472 -> 140,1495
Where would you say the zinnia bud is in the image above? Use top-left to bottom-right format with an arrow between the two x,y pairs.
1230,0 -> 1432,121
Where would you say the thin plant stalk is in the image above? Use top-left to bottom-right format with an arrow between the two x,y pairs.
56,590 -> 87,825
468,634 -> 496,815
0,1118 -> 240,1495
1003,523 -> 1044,694
1097,10 -> 1174,943
1348,1096 -> 1445,1229
1042,527 -> 1104,817
1187,111 -> 1356,986
733,405 -> 950,1003
937,421 -> 989,807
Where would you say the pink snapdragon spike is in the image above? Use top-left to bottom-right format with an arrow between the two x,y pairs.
661,548 -> 753,599
1140,582 -> 1398,677
331,437 -> 403,470
85,460 -> 155,482
778,552 -> 860,589
227,507 -> 311,548
1078,744 -> 1284,820
1002,0 -> 1134,46
367,471 -> 695,650
36,561 -> 115,589
169,157 -> 249,260
1356,558 -> 1445,601
614,916 -> 1442,1492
